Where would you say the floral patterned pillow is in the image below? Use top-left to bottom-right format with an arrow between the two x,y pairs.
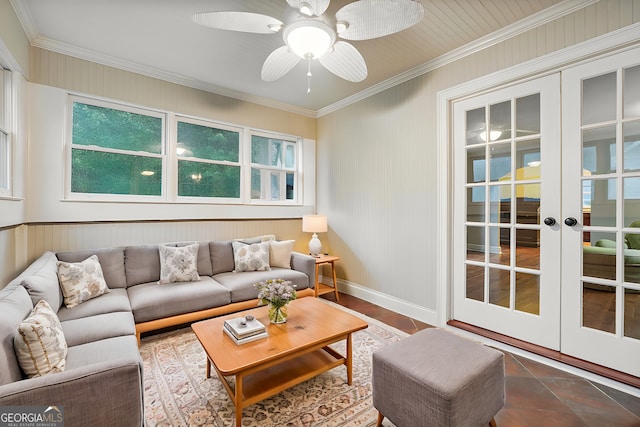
56,255 -> 110,308
14,300 -> 67,378
158,243 -> 200,284
232,241 -> 271,272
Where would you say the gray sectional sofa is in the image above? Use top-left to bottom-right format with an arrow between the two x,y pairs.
0,238 -> 316,427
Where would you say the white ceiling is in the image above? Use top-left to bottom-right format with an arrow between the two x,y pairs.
12,0 -> 579,115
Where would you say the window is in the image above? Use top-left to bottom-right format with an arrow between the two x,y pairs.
70,98 -> 164,198
251,133 -> 298,202
176,118 -> 241,199
0,67 -> 10,196
68,96 -> 304,205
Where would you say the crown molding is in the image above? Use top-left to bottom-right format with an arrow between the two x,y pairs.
316,0 -> 598,117
11,0 -> 597,118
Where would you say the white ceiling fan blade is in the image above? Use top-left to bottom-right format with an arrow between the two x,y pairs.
335,0 -> 424,41
286,0 -> 330,16
318,42 -> 367,82
261,46 -> 301,81
193,11 -> 283,34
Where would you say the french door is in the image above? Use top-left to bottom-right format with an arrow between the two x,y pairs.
453,74 -> 561,350
561,47 -> 640,377
453,47 -> 640,377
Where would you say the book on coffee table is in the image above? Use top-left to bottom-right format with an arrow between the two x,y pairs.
223,327 -> 268,345
223,316 -> 266,340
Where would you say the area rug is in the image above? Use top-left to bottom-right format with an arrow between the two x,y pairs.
140,300 -> 408,426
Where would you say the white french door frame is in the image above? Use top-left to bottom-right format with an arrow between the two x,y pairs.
435,23 -> 640,394
437,24 -> 640,328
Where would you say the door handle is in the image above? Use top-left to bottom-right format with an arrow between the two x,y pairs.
564,217 -> 578,226
543,217 -> 556,226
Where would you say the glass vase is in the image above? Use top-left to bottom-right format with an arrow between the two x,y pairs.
268,303 -> 288,324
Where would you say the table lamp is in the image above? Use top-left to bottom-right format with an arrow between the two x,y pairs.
302,214 -> 327,256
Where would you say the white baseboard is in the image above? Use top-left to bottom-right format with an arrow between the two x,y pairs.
319,276 -> 440,326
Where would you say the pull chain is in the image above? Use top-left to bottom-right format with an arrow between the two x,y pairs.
305,53 -> 312,95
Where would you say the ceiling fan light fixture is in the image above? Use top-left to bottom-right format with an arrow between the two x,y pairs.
284,19 -> 335,59
336,21 -> 349,34
299,2 -> 314,16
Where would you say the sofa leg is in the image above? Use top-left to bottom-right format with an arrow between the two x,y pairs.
376,411 -> 384,427
489,417 -> 497,427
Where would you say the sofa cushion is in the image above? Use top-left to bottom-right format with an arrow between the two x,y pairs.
14,300 -> 67,378
125,244 -> 161,287
56,247 -> 127,289
19,251 -> 63,312
159,243 -> 200,284
56,288 -> 131,322
0,283 -> 34,385
65,335 -> 140,370
210,240 -> 235,275
269,240 -> 295,269
232,241 -> 271,272
57,255 -> 110,308
62,311 -> 136,347
214,268 -> 310,303
127,276 -> 231,323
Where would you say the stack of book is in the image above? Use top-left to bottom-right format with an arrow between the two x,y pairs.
223,316 -> 267,345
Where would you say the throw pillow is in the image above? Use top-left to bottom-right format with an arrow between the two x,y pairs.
232,241 -> 271,272
14,300 -> 67,378
269,240 -> 295,269
20,251 -> 63,312
158,243 -> 200,284
56,255 -> 110,308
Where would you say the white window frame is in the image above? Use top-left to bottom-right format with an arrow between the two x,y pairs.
66,95 -> 167,202
66,95 -> 305,206
0,67 -> 12,198
174,115 -> 243,204
248,129 -> 301,205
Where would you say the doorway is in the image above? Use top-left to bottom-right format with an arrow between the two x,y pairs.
452,46 -> 640,378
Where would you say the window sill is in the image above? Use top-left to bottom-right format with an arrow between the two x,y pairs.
0,195 -> 24,202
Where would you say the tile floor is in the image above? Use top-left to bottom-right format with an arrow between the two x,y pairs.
323,292 -> 640,427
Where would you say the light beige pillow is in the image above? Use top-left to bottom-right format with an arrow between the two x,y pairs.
56,255 -> 110,308
15,300 -> 67,378
232,241 -> 271,272
269,240 -> 295,269
159,243 -> 200,284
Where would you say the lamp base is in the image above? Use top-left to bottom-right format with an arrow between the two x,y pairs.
308,233 -> 323,256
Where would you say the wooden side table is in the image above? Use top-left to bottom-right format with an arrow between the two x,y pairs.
313,255 -> 340,300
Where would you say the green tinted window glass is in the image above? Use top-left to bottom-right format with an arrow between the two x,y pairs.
71,149 -> 162,195
177,160 -> 240,198
177,121 -> 239,162
72,102 -> 162,153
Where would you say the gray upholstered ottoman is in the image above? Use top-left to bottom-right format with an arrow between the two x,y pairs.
372,328 -> 505,427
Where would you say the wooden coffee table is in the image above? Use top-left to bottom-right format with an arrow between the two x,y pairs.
191,297 -> 368,427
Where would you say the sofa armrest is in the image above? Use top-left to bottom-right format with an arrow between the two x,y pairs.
290,252 -> 316,289
0,357 -> 144,427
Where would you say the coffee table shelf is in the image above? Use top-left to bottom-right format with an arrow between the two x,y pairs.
234,346 -> 344,406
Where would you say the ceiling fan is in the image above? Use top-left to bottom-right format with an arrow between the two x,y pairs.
193,0 -> 425,93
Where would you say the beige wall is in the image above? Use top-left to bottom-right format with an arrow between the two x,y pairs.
0,0 -> 29,74
317,0 -> 640,316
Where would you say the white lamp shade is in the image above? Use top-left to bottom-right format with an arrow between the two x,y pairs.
302,215 -> 327,233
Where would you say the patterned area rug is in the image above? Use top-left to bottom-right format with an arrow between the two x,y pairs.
140,300 -> 408,426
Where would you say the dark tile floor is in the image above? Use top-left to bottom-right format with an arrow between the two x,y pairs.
322,293 -> 640,427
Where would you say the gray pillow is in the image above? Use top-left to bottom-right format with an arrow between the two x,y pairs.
20,252 -> 63,312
